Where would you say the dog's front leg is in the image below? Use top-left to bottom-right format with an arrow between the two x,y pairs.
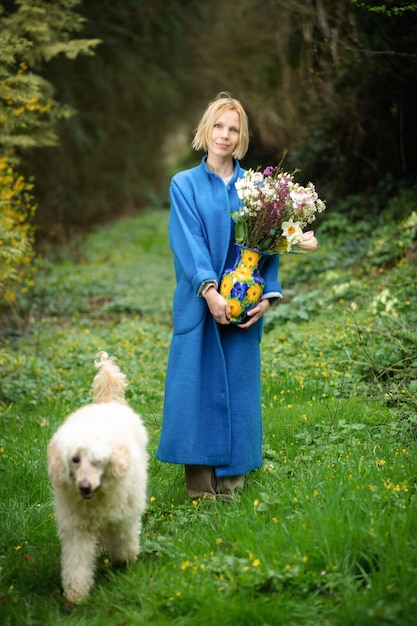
102,520 -> 140,565
60,529 -> 99,603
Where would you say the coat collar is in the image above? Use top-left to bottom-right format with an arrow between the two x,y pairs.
201,156 -> 240,184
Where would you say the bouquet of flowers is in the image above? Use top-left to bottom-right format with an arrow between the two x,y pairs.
232,165 -> 326,254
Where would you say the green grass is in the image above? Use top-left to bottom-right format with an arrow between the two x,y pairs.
1,209 -> 417,625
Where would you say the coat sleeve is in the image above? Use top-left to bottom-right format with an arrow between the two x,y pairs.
169,178 -> 218,294
262,253 -> 283,298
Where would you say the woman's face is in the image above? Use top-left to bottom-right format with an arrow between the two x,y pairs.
207,109 -> 240,160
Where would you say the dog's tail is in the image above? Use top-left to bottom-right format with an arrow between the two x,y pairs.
91,351 -> 128,404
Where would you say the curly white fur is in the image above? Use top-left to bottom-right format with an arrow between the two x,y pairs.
47,352 -> 148,604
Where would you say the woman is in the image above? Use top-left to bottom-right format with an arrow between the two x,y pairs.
156,93 -> 282,497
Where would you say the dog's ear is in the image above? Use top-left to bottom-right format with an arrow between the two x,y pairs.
47,438 -> 67,486
110,444 -> 130,478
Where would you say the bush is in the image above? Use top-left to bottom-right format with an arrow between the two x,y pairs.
0,158 -> 36,310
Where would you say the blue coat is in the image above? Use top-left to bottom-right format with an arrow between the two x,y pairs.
156,157 -> 282,477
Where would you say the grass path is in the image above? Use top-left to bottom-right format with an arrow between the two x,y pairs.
1,210 -> 417,625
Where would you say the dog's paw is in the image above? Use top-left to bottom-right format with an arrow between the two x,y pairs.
63,583 -> 92,604
64,589 -> 88,604
62,601 -> 76,614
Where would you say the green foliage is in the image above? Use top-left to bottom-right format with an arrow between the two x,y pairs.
350,0 -> 417,15
265,186 -> 417,417
0,0 -> 101,321
290,0 -> 417,199
0,0 -> 100,155
28,0 -> 196,240
0,61 -> 74,150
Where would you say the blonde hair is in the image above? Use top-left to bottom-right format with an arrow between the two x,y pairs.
192,92 -> 249,160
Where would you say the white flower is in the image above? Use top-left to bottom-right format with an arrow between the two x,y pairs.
289,187 -> 316,210
281,219 -> 303,251
371,288 -> 399,316
404,211 -> 417,230
235,171 -> 264,202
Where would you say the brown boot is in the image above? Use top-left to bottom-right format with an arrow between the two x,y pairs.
216,474 -> 245,496
185,465 -> 217,498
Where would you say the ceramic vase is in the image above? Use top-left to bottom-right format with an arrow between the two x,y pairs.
219,244 -> 268,324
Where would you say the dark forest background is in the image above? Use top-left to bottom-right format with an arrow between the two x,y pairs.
1,0 -> 417,243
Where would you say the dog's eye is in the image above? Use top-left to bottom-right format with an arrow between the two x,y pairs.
72,456 -> 80,464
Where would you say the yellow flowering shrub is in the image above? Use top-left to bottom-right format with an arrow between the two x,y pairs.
0,62 -> 70,151
0,157 -> 36,306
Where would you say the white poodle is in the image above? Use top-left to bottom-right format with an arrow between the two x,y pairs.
47,351 -> 149,604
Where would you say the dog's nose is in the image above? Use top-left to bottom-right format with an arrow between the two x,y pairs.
79,481 -> 93,497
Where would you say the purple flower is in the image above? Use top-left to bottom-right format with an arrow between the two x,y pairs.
252,269 -> 264,284
231,282 -> 249,299
263,166 -> 277,177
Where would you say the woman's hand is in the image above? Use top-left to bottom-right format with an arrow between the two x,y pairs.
204,287 -> 231,325
239,298 -> 270,328
297,230 -> 318,251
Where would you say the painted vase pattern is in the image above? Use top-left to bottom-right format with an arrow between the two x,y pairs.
219,244 -> 267,324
